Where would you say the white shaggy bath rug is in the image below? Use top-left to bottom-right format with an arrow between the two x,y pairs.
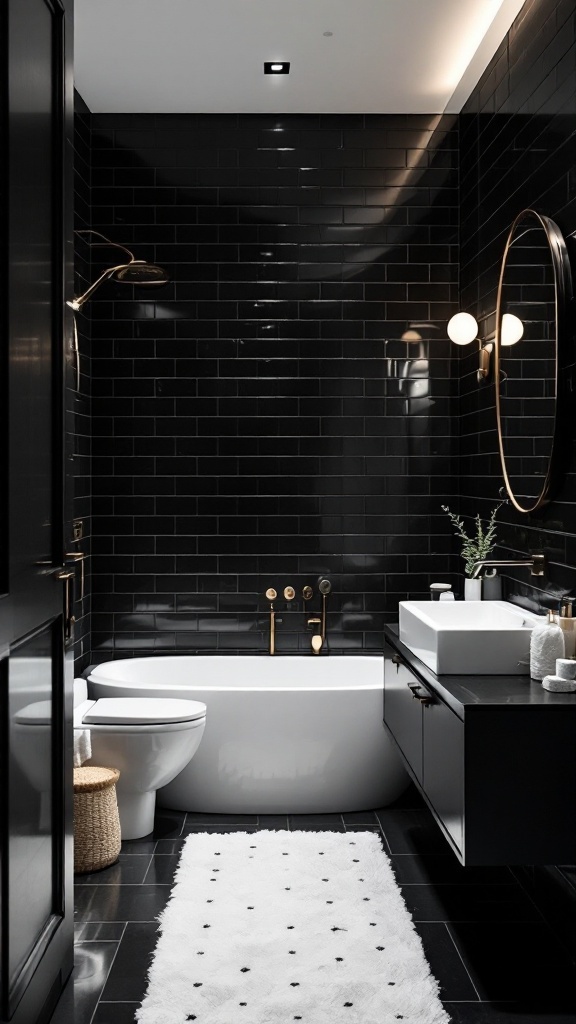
137,830 -> 450,1024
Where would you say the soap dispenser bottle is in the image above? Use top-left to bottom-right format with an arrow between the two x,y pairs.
555,599 -> 576,658
529,610 -> 565,680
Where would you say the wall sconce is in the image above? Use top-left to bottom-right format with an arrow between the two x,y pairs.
447,312 -> 524,382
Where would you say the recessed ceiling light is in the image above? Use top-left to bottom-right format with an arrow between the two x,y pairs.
264,62 -> 290,75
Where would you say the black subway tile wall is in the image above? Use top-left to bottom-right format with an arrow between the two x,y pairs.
81,112 -> 459,658
459,0 -> 576,606
71,90 -> 92,672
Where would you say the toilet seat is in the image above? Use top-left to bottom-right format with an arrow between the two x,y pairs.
83,697 -> 206,726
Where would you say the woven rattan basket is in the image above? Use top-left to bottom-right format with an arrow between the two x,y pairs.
73,766 -> 121,874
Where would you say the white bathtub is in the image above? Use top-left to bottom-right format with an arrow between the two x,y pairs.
87,655 -> 408,814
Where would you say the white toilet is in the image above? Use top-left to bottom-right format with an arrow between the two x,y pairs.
73,679 -> 206,840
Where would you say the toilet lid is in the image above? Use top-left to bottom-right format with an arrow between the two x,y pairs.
83,697 -> 206,725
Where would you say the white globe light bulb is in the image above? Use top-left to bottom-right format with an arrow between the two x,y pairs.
447,312 -> 478,346
501,313 -> 524,346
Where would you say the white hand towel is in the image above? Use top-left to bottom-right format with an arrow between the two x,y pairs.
542,674 -> 576,693
74,728 -> 92,766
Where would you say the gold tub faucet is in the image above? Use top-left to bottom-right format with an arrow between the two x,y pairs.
265,588 -> 277,655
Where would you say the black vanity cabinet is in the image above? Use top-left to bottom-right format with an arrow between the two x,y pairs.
383,629 -> 576,865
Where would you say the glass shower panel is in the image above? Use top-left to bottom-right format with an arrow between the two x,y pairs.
8,629 -> 57,990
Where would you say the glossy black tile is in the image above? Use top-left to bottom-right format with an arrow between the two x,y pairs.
74,884 -> 171,923
101,922 -> 159,1002
49,942 -> 120,1024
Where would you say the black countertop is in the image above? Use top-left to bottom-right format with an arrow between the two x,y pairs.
384,624 -> 576,714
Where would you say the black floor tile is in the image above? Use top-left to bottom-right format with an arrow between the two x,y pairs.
401,883 -> 541,923
342,810 -> 379,824
183,823 -> 260,834
75,883 -> 171,923
390,855 -> 513,886
447,921 -> 576,1006
377,807 -> 461,856
413,922 -> 479,1001
92,1003 -> 140,1023
184,812 -> 258,823
257,814 -> 290,829
155,838 -> 187,854
143,852 -> 181,883
74,922 -> 126,943
151,808 -> 186,839
446,921 -> 573,1007
101,922 -> 159,1002
444,1002 -> 576,1024
289,813 -> 345,831
79,854 -> 152,885
119,838 -> 156,855
49,942 -> 120,1024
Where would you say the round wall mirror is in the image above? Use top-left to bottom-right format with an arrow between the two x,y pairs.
494,208 -> 573,513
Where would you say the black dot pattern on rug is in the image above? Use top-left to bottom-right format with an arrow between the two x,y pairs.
376,946 -> 385,951
239,1003 -> 247,1006
352,859 -> 359,862
319,852 -> 324,855
287,925 -> 294,929
283,852 -> 289,855
322,878 -> 329,882
294,1018 -> 302,1021
335,957 -> 343,962
396,1017 -> 404,1019
370,923 -> 376,926
285,887 -> 291,890
240,967 -> 250,973
212,868 -> 219,871
203,924 -> 210,928
326,900 -> 333,904
289,950 -> 296,954
214,852 -> 220,855
206,900 -> 213,903
388,982 -> 396,986
349,841 -> 355,845
196,951 -> 204,955
193,982 -> 202,988
186,1017 -> 196,1021
250,845 -> 256,848
290,982 -> 300,987
247,906 -> 254,910
344,1002 -> 353,1007
363,897 -> 370,901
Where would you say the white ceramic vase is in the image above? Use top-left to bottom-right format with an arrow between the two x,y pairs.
464,577 -> 482,601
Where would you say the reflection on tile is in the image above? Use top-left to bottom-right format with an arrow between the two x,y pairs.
257,815 -> 290,830
342,810 -> 379,824
74,922 -> 126,943
49,942 -> 119,1024
376,808 -> 454,856
75,884 -> 171,923
80,855 -> 152,886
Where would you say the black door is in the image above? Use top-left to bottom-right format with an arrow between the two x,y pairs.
1,1 -> 74,1022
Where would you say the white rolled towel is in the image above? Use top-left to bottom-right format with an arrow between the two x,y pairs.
555,658 -> 576,680
74,728 -> 92,766
542,674 -> 576,693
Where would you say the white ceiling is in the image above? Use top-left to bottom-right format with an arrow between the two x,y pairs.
75,0 -> 526,114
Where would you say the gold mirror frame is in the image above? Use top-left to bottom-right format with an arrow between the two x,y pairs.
494,208 -> 573,514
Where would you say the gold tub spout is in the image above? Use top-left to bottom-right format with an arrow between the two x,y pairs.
265,588 -> 277,655
307,617 -> 323,654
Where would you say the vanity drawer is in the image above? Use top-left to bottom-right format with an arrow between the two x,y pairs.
384,641 -> 425,783
423,696 -> 464,852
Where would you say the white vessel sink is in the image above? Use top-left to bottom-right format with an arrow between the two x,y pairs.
398,600 -> 541,675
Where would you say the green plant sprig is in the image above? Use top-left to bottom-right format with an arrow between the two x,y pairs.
441,503 -> 503,577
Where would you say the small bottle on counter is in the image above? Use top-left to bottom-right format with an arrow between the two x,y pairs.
554,599 -> 576,658
530,610 -> 565,680
430,583 -> 452,601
